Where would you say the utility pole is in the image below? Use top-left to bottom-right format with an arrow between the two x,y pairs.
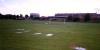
95,8 -> 100,14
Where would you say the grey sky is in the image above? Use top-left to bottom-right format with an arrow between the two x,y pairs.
0,0 -> 100,16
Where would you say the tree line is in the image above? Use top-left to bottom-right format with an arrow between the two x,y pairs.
0,13 -> 100,22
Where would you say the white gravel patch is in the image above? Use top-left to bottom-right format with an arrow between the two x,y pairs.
74,47 -> 86,50
32,33 -> 42,35
46,33 -> 53,37
45,23 -> 49,24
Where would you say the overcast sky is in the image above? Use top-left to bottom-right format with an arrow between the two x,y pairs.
0,0 -> 100,16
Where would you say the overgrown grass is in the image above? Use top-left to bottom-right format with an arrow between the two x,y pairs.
0,20 -> 100,50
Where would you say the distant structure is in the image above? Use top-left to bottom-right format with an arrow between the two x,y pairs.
95,8 -> 100,14
40,16 -> 48,21
54,13 -> 97,22
0,12 -> 100,22
30,13 -> 40,20
47,16 -> 67,22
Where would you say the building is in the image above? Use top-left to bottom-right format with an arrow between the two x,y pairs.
54,13 -> 98,22
30,13 -> 40,20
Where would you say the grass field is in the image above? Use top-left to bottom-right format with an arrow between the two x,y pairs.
0,20 -> 100,50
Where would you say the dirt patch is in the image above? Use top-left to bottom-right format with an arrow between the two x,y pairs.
69,42 -> 86,50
